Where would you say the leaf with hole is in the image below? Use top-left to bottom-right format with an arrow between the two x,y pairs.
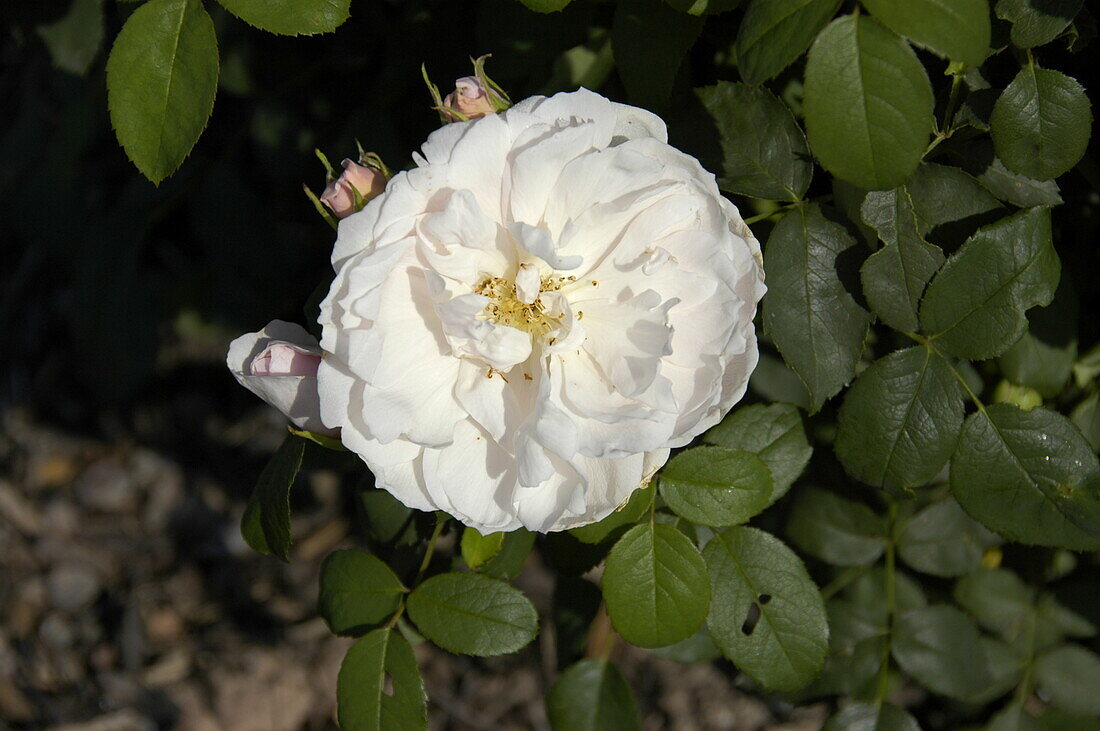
106,0 -> 219,184
406,573 -> 538,656
602,523 -> 711,648
704,526 -> 828,691
804,14 -> 934,190
319,550 -> 406,636
951,404 -> 1100,550
835,346 -> 965,490
336,628 -> 426,731
763,204 -> 871,412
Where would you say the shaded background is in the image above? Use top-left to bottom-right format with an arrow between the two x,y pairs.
2,0 -> 1099,728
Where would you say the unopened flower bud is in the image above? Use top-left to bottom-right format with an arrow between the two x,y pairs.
320,159 -> 387,219
443,77 -> 497,121
227,320 -> 337,436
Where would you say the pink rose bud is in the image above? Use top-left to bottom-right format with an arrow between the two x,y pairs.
319,159 -> 387,219
443,77 -> 497,120
227,320 -> 337,436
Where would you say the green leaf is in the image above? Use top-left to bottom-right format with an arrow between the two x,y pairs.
814,600 -> 886,696
823,702 -> 920,731
612,0 -> 704,110
240,434 -> 305,561
951,404 -> 1100,550
648,628 -> 723,663
861,0 -> 990,66
406,573 -> 538,656
954,568 -> 1035,639
602,523 -> 711,648
763,204 -> 872,412
663,0 -> 741,14
860,187 -> 946,331
998,280 -> 1078,398
319,550 -> 406,636
546,659 -> 640,731
971,636 -> 1027,703
804,14 -> 934,190
787,487 -> 886,566
921,207 -> 1060,360
892,605 -> 993,699
570,482 -> 654,545
845,566 -> 928,623
106,0 -> 219,184
735,0 -> 843,85
703,526 -> 828,691
995,0 -> 1084,48
694,82 -> 812,201
518,0 -> 573,10
1071,393 -> 1100,452
903,162 -> 1002,234
336,629 -> 426,731
835,346 -> 965,490
658,447 -> 773,527
479,528 -> 536,579
359,488 -> 418,546
36,0 -> 105,76
215,0 -> 351,35
1034,645 -> 1100,716
971,151 -> 1065,207
461,528 -> 506,570
897,498 -> 999,577
703,402 -> 812,504
991,66 -> 1092,181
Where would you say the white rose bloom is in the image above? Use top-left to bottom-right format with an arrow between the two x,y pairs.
317,89 -> 765,533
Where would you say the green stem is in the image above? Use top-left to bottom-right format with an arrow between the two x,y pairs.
385,514 -> 449,630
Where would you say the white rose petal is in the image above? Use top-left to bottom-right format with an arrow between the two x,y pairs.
316,88 -> 766,533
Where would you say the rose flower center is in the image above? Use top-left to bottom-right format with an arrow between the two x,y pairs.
474,272 -> 576,337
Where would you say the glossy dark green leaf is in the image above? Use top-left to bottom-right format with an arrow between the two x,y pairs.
694,82 -> 811,201
763,204 -> 872,412
823,702 -> 920,731
337,629 -> 426,731
703,402 -> 812,504
216,0 -> 351,35
995,0 -> 1084,48
836,346 -> 965,490
974,153 -> 1065,207
612,0 -> 703,110
892,605 -> 992,699
461,528 -> 505,570
570,483 -> 654,545
804,14 -> 934,190
897,498 -> 999,578
921,207 -> 1060,360
992,66 -> 1092,182
735,0 -> 842,85
861,0 -> 990,66
406,573 -> 538,656
704,527 -> 828,691
860,187 -> 945,331
787,487 -> 886,566
319,550 -> 406,636
240,434 -> 305,561
1035,645 -> 1100,715
904,162 -> 1002,234
658,447 -> 772,527
603,523 -> 711,648
546,659 -> 640,731
951,404 -> 1100,550
106,0 -> 219,183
